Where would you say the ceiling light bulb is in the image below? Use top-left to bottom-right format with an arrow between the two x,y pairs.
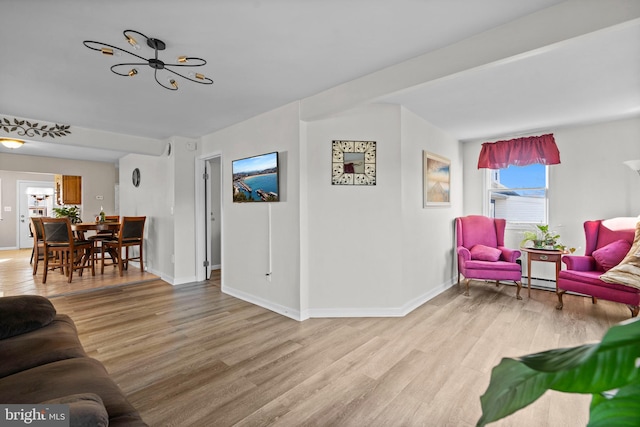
169,79 -> 178,89
0,138 -> 25,149
125,34 -> 140,50
128,69 -> 138,77
177,56 -> 188,63
101,48 -> 114,55
188,72 -> 205,80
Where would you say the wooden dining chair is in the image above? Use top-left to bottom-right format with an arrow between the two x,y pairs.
29,217 -> 46,275
41,217 -> 95,283
89,215 -> 120,266
102,216 -> 146,276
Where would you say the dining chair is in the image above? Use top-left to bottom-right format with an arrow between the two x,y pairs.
102,216 -> 146,276
41,217 -> 95,284
89,215 -> 120,266
29,217 -> 46,275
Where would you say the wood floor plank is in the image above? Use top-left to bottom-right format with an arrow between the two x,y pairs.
2,250 -> 633,426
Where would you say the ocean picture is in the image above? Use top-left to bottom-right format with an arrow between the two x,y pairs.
232,152 -> 280,202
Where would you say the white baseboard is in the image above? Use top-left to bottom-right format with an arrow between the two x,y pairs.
222,285 -> 302,321
306,278 -> 456,319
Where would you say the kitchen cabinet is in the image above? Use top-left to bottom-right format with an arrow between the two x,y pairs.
55,175 -> 82,205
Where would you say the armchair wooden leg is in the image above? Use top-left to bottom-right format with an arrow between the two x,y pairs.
464,279 -> 470,297
592,296 -> 598,305
514,281 -> 523,300
629,305 -> 639,318
495,280 -> 499,287
556,290 -> 565,310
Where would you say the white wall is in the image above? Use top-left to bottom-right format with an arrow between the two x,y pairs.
304,104 -> 463,316
200,102 -> 302,318
118,150 -> 174,282
399,107 -> 463,305
462,116 -> 640,277
305,104 -> 404,313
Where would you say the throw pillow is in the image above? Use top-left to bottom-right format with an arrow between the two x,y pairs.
600,222 -> 640,289
0,295 -> 57,340
592,239 -> 632,272
470,244 -> 502,262
41,394 -> 108,427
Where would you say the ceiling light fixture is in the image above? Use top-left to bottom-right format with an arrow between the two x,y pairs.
83,30 -> 213,91
0,138 -> 25,149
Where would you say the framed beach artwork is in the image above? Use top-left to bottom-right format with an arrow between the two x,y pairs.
423,151 -> 450,207
332,140 -> 376,185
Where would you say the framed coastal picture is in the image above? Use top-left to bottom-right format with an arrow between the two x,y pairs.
423,151 -> 450,207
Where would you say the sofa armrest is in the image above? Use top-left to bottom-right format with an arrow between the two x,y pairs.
457,246 -> 471,261
498,246 -> 521,263
562,255 -> 596,271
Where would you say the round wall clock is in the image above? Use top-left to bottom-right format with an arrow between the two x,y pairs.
132,168 -> 141,187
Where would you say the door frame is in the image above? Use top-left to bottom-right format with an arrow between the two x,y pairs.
195,152 -> 223,283
17,179 -> 55,249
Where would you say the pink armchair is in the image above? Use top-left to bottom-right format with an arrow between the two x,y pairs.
556,217 -> 639,317
456,215 -> 523,299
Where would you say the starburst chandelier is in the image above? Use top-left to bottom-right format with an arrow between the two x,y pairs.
83,30 -> 213,91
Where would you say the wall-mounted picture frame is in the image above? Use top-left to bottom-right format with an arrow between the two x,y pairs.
423,151 -> 450,207
332,140 -> 376,185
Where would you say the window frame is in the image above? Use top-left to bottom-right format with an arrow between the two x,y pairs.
483,165 -> 549,226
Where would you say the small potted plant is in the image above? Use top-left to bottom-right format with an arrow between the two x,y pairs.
52,205 -> 82,224
521,224 -> 561,250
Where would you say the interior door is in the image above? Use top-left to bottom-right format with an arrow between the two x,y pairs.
18,180 -> 55,248
205,157 -> 222,279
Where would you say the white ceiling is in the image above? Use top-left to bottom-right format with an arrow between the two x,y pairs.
1,0 -> 638,163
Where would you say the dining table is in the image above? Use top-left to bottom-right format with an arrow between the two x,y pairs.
71,221 -> 120,238
71,221 -> 121,270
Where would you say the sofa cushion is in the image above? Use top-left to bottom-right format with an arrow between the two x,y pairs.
592,239 -> 632,272
600,221 -> 640,289
41,393 -> 108,427
0,295 -> 56,339
470,244 -> 501,262
0,314 -> 87,379
0,357 -> 147,426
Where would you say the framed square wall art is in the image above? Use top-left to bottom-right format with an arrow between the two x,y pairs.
423,151 -> 450,207
332,140 -> 376,185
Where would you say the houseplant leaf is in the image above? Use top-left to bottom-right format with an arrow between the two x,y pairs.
588,384 -> 640,427
477,318 -> 640,426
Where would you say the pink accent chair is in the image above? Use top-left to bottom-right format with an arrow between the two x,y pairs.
556,218 -> 639,317
456,215 -> 523,299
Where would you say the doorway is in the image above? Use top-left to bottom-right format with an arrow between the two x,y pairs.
18,180 -> 55,248
195,154 -> 222,282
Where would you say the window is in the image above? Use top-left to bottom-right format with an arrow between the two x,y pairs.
486,164 -> 548,224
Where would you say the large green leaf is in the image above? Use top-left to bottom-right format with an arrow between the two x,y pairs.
477,318 -> 640,427
588,384 -> 640,427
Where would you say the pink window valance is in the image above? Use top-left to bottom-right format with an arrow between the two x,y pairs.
477,134 -> 561,169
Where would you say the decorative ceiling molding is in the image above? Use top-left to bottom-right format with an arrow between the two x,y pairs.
1,116 -> 71,139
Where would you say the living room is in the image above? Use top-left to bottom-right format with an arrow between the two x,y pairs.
1,1 -> 639,425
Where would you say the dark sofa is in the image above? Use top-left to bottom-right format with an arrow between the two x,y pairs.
0,295 -> 146,426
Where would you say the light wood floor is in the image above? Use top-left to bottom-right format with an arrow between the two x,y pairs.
0,249 -> 159,298
40,273 -> 631,426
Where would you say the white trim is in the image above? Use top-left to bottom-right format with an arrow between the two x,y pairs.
222,285 -> 302,321
195,152 -> 223,283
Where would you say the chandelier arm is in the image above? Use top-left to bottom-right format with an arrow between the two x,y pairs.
164,67 -> 214,85
164,57 -> 208,67
123,29 -> 150,41
154,69 -> 177,91
83,40 -> 149,62
109,63 -> 149,76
